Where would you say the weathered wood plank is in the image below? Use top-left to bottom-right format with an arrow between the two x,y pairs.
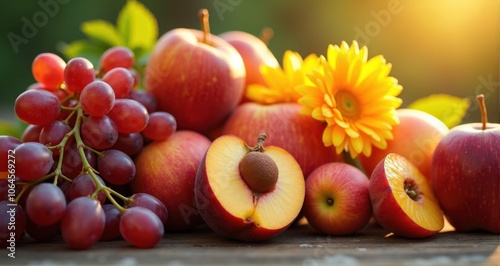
2,223 -> 498,265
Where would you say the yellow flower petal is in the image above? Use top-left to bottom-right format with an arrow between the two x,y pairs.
332,125 -> 346,147
249,50 -> 318,104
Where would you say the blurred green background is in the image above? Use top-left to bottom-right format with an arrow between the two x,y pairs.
1,0 -> 498,124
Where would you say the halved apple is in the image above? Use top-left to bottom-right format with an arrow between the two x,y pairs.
369,153 -> 444,238
194,134 -> 305,241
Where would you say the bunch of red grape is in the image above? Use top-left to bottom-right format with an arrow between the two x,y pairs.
0,47 -> 177,249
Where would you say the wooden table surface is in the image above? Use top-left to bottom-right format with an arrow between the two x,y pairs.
2,221 -> 499,266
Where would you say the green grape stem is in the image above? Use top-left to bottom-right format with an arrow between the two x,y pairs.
73,107 -> 127,213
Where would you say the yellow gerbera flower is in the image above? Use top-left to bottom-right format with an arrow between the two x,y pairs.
297,41 -> 403,158
246,50 -> 318,104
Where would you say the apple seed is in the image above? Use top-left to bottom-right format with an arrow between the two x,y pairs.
239,151 -> 279,194
404,179 -> 422,202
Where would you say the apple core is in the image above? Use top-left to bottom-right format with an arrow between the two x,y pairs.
326,198 -> 334,206
404,179 -> 421,202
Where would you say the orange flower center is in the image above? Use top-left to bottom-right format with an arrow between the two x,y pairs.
335,90 -> 360,120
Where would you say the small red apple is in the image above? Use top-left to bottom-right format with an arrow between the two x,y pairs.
131,130 -> 212,231
303,162 -> 372,235
221,102 -> 339,177
431,95 -> 499,233
145,9 -> 245,134
369,153 -> 444,238
195,133 -> 305,241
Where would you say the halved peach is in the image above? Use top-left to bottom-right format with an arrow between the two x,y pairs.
369,153 -> 444,238
195,134 -> 305,241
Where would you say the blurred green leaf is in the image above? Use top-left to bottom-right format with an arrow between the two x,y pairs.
0,120 -> 22,139
81,20 -> 124,47
407,94 -> 471,128
59,40 -> 108,67
117,0 -> 158,54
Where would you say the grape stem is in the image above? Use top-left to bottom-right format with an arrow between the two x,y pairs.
73,107 -> 127,213
15,172 -> 55,202
15,128 -> 75,201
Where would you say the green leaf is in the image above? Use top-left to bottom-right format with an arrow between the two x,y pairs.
80,20 -> 124,47
0,120 -> 23,139
59,40 -> 108,67
117,0 -> 158,52
407,94 -> 471,128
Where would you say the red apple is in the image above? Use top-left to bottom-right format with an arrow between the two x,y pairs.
360,109 -> 449,182
145,9 -> 245,134
303,162 -> 372,235
221,102 -> 339,177
131,130 -> 212,231
431,95 -> 499,233
369,153 -> 444,238
219,29 -> 279,88
195,133 -> 305,241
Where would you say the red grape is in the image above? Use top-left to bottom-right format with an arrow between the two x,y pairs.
39,120 -> 73,155
27,82 -> 48,91
60,197 -> 105,249
27,82 -> 61,93
108,99 -> 149,134
0,136 -> 22,171
0,201 -> 26,248
25,216 -> 59,242
81,115 -> 118,150
80,80 -> 116,116
120,207 -> 164,248
111,133 -> 144,156
100,46 -> 134,73
25,183 -> 66,226
21,125 -> 44,142
128,89 -> 157,113
126,193 -> 168,225
99,204 -> 122,241
52,88 -> 74,101
15,89 -> 61,125
102,67 -> 134,98
69,173 -> 107,204
64,57 -> 95,93
97,149 -> 136,185
142,112 -> 177,141
14,142 -> 54,181
129,68 -> 141,88
32,53 -> 66,88
62,144 -> 97,179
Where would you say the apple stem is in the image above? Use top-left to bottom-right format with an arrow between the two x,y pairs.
476,94 -> 487,130
198,9 -> 211,45
260,27 -> 274,46
248,131 -> 267,152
